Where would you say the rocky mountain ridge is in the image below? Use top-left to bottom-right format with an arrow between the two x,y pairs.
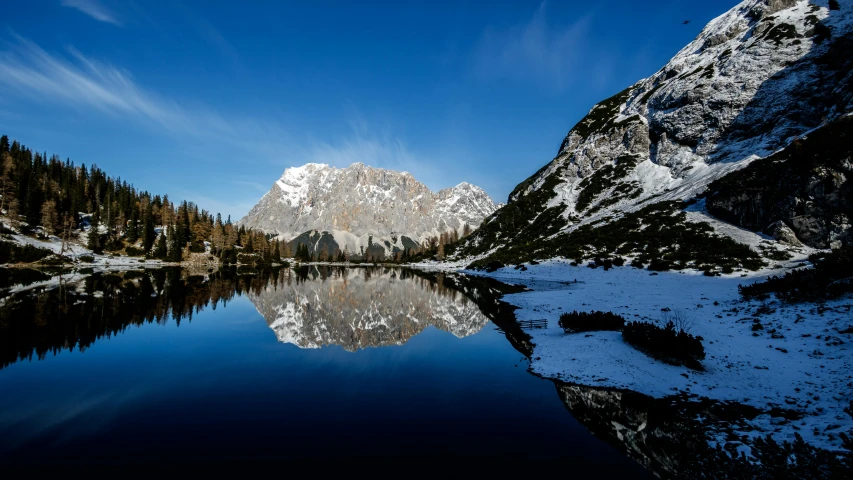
463,0 -> 852,265
240,162 -> 497,257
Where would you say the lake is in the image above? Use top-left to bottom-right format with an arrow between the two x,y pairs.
0,266 -> 651,474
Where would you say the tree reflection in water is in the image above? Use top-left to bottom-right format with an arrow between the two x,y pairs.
1,265 -> 813,478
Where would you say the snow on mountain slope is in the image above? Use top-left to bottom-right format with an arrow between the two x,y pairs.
465,0 -> 852,261
240,162 -> 497,255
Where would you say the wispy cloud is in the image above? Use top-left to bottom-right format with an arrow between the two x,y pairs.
0,34 -> 293,148
193,17 -> 241,64
472,2 -> 604,91
0,34 -> 491,215
61,0 -> 122,26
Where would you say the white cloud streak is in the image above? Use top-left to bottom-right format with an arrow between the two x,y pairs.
60,0 -> 122,26
0,34 -> 293,149
0,35 -> 489,213
473,2 -> 605,91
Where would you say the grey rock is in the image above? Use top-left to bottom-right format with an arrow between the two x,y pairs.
239,162 -> 498,253
466,0 -> 853,257
767,220 -> 802,246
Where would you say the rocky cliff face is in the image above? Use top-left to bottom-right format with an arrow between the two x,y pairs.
240,163 -> 497,257
706,115 -> 853,248
463,0 -> 852,261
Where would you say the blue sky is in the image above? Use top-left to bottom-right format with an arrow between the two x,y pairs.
1,0 -> 734,219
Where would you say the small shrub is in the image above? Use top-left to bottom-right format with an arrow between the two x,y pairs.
38,254 -> 70,266
219,248 -> 237,265
648,258 -> 672,271
237,252 -> 269,266
592,257 -> 613,269
662,309 -> 694,333
0,241 -> 54,264
483,261 -> 505,273
124,246 -> 145,257
467,200 -> 766,272
104,237 -> 125,252
739,247 -> 853,302
622,320 -> 705,369
559,310 -> 625,333
79,255 -> 95,263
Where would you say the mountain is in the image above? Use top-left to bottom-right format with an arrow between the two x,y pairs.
463,0 -> 852,268
248,267 -> 489,351
240,162 -> 498,258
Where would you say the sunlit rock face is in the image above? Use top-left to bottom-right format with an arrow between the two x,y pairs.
464,0 -> 853,257
239,162 -> 498,256
248,267 -> 490,351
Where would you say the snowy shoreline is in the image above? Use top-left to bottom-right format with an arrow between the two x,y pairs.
463,259 -> 852,451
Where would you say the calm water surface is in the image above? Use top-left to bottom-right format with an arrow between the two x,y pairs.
0,267 -> 650,473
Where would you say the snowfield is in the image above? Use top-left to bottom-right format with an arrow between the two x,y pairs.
466,259 -> 853,451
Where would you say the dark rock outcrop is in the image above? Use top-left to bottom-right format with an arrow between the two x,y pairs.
706,116 -> 853,249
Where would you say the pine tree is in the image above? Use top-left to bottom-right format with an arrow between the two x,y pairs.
271,239 -> 281,263
40,200 -> 58,235
143,204 -> 156,252
87,224 -> 101,253
91,202 -> 101,234
154,232 -> 167,259
168,225 -> 183,262
127,205 -> 139,243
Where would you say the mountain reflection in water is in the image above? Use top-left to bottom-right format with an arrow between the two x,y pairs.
250,266 -> 490,350
0,266 -> 656,476
0,266 -> 521,370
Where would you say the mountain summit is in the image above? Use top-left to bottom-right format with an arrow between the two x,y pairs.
240,162 -> 497,257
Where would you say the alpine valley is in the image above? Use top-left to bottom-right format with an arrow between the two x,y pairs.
1,0 -> 853,477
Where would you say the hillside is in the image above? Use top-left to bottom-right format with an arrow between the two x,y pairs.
462,0 -> 852,268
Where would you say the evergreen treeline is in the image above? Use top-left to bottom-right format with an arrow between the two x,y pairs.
0,134 -> 289,264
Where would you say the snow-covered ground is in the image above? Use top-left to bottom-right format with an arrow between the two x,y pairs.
8,232 -> 167,268
466,259 -> 853,451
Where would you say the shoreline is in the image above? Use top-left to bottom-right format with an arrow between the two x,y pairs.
3,253 -> 851,454
467,258 -> 852,453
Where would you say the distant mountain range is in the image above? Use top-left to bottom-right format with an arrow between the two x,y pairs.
239,162 -> 498,257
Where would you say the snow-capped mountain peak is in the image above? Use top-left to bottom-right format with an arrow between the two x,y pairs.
465,0 -> 852,257
240,162 -> 498,255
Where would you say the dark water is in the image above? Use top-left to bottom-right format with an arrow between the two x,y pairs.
0,266 -> 651,474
